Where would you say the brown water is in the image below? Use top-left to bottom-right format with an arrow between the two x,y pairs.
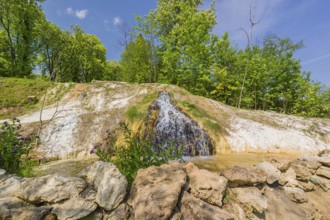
188,152 -> 301,173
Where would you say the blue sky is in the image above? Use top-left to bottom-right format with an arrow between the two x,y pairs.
42,0 -> 330,86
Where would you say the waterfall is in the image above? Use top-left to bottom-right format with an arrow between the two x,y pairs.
151,92 -> 214,156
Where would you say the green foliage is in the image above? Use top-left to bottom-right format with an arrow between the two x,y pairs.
203,119 -> 221,132
121,34 -> 152,83
94,122 -> 183,184
0,77 -> 53,119
103,61 -> 123,81
125,106 -> 145,121
0,119 -> 31,174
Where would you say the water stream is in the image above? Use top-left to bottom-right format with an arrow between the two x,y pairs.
153,92 -> 214,156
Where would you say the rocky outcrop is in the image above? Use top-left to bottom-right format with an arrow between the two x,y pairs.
221,166 -> 267,187
0,161 -> 127,220
79,161 -> 127,211
2,153 -> 330,219
128,162 -> 187,220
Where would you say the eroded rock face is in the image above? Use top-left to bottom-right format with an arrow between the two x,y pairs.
316,166 -> 330,179
18,175 -> 86,204
221,166 -> 267,187
255,162 -> 281,184
128,162 -> 187,220
52,196 -> 98,220
79,161 -> 127,211
185,162 -> 228,207
177,192 -> 233,220
230,187 -> 268,214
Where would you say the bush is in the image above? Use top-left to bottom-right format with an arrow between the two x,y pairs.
0,118 -> 31,174
93,122 -> 183,184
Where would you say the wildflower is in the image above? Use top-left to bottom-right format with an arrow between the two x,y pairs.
3,121 -> 8,125
90,149 -> 95,154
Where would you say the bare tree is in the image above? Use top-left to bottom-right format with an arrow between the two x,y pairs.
237,5 -> 261,109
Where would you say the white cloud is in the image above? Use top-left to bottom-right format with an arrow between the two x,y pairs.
66,7 -> 74,15
113,17 -> 122,26
75,9 -> 88,19
64,7 -> 88,19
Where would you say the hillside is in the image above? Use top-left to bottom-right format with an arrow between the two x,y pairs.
1,80 -> 328,159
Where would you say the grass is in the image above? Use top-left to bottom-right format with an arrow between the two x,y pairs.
178,100 -> 210,119
125,92 -> 158,122
0,77 -> 54,119
203,119 -> 222,132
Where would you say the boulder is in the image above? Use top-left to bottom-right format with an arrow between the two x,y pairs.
289,163 -> 311,181
264,187 -> 311,220
106,203 -> 131,220
230,187 -> 267,214
0,176 -> 22,198
221,166 -> 266,187
18,175 -> 86,204
16,206 -> 51,220
316,166 -> 330,179
301,155 -> 330,167
175,192 -> 234,220
128,162 -> 187,220
185,162 -> 228,206
310,175 -> 330,192
255,162 -> 281,184
223,202 -> 246,220
79,161 -> 127,211
318,149 -> 330,156
290,159 -> 321,175
52,196 -> 98,220
278,167 -> 296,186
0,197 -> 33,219
283,187 -> 308,203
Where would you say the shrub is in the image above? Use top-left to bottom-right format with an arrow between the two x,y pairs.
0,118 -> 32,174
93,122 -> 183,184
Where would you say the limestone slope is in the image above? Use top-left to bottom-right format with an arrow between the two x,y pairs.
5,81 -> 329,158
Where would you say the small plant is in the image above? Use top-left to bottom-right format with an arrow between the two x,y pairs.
92,122 -> 183,184
0,118 -> 32,174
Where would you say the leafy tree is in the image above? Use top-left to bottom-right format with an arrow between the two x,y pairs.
103,61 -> 123,81
121,34 -> 151,83
0,0 -> 44,77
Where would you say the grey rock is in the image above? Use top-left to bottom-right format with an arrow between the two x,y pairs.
0,197 -> 33,219
310,175 -> 330,192
230,187 -> 267,214
128,162 -> 187,220
79,161 -> 127,211
16,206 -> 52,220
0,176 -> 22,198
283,186 -> 308,203
177,192 -> 234,220
221,166 -> 266,187
185,162 -> 228,206
255,162 -> 281,184
52,196 -> 97,220
264,187 -> 311,220
19,175 -> 86,203
316,166 -> 330,179
107,203 -> 131,220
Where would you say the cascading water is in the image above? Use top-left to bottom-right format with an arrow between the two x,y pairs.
150,92 -> 214,156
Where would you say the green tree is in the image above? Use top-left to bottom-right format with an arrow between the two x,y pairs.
121,34 -> 151,83
0,0 -> 44,77
103,61 -> 122,81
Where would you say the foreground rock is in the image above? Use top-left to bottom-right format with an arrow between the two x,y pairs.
185,162 -> 228,206
128,162 -> 187,220
1,153 -> 330,219
221,166 -> 266,187
79,161 -> 127,211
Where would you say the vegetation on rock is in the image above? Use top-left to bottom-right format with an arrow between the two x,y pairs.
94,122 -> 183,184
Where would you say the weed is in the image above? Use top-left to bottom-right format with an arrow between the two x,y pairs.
93,122 -> 183,185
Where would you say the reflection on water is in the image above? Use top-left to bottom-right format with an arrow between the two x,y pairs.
186,152 -> 301,173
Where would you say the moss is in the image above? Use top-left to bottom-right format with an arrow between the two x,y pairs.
203,119 -> 222,132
